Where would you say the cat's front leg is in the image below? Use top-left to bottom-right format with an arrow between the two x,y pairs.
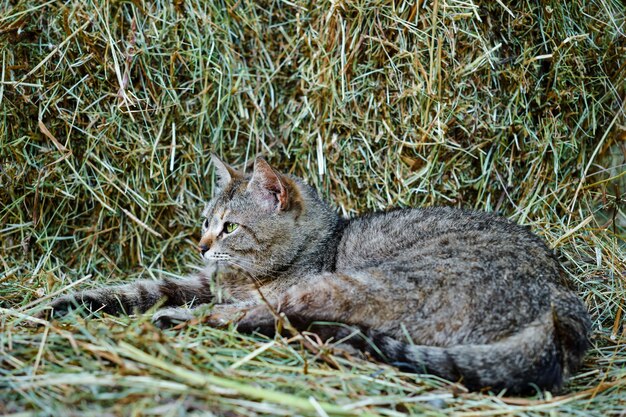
45,274 -> 214,318
153,303 -> 250,329
198,301 -> 298,336
204,272 -> 376,336
151,307 -> 197,328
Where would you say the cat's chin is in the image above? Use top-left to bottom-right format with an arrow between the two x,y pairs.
200,259 -> 220,274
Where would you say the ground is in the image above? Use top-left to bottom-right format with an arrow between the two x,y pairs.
1,0 -> 625,415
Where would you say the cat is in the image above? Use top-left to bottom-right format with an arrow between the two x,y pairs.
45,155 -> 591,394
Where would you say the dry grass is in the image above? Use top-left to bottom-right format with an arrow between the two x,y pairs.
1,0 -> 625,415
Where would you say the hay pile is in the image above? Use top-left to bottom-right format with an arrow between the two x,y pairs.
1,0 -> 624,414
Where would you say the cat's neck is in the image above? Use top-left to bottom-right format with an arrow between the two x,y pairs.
296,213 -> 347,274
275,182 -> 346,278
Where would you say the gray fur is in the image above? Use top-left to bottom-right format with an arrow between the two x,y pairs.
47,156 -> 591,394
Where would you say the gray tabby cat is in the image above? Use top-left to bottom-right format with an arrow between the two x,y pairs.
47,155 -> 591,394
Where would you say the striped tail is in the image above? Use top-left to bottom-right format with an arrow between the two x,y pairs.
368,299 -> 590,393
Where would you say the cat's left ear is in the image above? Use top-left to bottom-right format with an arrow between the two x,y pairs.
247,157 -> 289,211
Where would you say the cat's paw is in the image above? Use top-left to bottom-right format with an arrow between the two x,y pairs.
151,307 -> 194,329
203,304 -> 248,327
45,292 -> 104,318
45,294 -> 80,318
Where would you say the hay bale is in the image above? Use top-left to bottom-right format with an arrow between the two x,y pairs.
1,0 -> 624,414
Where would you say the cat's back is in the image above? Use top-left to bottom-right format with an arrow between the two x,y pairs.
335,206 -> 561,282
332,206 -> 572,344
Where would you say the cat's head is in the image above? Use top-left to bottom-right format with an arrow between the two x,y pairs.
199,155 -> 337,280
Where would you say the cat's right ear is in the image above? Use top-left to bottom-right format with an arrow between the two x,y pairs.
211,154 -> 241,191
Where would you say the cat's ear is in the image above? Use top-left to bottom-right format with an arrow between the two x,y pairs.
211,154 -> 241,191
247,157 -> 289,211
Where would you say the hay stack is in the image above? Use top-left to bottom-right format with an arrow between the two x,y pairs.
1,0 -> 624,414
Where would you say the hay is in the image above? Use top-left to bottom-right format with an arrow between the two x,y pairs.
1,0 -> 625,414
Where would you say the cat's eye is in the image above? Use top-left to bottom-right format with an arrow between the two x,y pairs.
223,222 -> 239,234
202,218 -> 209,229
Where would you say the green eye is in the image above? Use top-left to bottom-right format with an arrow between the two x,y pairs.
224,222 -> 239,234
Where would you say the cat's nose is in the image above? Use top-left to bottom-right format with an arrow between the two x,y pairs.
198,235 -> 213,256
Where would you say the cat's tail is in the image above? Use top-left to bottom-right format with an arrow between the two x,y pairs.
368,292 -> 591,393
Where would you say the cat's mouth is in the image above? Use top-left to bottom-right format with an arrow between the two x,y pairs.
204,253 -> 262,278
204,252 -> 231,262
